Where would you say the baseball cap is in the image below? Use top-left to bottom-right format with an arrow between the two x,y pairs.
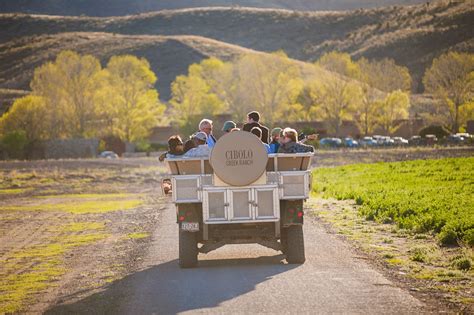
271,127 -> 282,136
222,120 -> 237,132
195,131 -> 208,142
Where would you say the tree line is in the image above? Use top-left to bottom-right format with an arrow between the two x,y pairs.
0,49 -> 472,157
0,51 -> 165,153
170,51 -> 473,136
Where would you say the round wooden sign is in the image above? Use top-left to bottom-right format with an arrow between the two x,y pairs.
210,131 -> 268,186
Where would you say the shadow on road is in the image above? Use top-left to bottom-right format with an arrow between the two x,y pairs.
46,254 -> 298,314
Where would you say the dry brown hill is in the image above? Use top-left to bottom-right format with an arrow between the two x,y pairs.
0,32 -> 343,103
1,1 -> 472,91
0,0 -> 426,16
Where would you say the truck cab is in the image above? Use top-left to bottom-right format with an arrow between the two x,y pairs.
164,131 -> 313,268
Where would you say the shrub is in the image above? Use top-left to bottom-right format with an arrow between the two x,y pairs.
462,229 -> 474,247
451,257 -> 472,271
410,246 -> 429,262
1,130 -> 28,159
419,124 -> 450,139
438,226 -> 458,246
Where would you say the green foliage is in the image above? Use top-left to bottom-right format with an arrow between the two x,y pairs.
313,158 -> 474,246
1,131 -> 28,159
377,90 -> 410,134
97,55 -> 166,142
0,51 -> 164,146
0,95 -> 48,143
451,256 -> 472,271
134,139 -> 151,152
170,52 -> 303,127
410,246 -> 430,263
423,51 -> 474,132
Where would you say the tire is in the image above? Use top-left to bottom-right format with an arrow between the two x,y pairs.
285,225 -> 305,264
179,230 -> 198,268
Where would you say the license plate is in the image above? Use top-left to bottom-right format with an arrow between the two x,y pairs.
181,222 -> 199,232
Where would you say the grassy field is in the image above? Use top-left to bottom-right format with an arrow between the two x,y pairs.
0,160 -> 167,313
312,157 -> 474,247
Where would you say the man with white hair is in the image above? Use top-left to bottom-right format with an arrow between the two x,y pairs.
198,118 -> 217,148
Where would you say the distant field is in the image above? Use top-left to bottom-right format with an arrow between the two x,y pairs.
312,157 -> 474,246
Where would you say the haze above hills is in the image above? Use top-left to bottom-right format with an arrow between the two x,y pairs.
0,0 -> 427,16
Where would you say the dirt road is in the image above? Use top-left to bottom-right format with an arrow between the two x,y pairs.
47,201 -> 426,314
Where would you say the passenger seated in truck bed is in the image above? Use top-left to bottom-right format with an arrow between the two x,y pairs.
278,128 -> 315,153
251,127 -> 272,154
159,135 -> 185,161
184,132 -> 211,157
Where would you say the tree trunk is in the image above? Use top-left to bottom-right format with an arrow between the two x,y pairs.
453,103 -> 459,133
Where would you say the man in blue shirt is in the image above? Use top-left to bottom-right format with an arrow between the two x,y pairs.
198,118 -> 217,148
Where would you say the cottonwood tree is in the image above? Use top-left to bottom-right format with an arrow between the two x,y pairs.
317,51 -> 361,79
232,52 -> 303,124
170,52 -> 303,126
423,52 -> 474,132
31,50 -> 102,138
313,77 -> 363,135
377,90 -> 410,134
99,55 -> 166,142
357,57 -> 412,93
170,64 -> 225,135
0,95 -> 49,142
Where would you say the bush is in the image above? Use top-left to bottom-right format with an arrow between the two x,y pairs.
438,226 -> 458,246
419,124 -> 450,139
135,139 -> 151,153
451,257 -> 472,271
462,229 -> 474,247
1,130 -> 28,159
410,246 -> 429,262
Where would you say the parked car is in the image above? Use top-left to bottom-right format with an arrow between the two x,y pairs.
319,137 -> 342,148
360,136 -> 377,147
425,134 -> 438,145
446,134 -> 465,145
99,151 -> 119,159
343,137 -> 359,148
381,136 -> 395,146
392,137 -> 409,146
409,135 -> 424,146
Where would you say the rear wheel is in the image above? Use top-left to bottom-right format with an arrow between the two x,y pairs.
179,230 -> 198,268
285,225 -> 305,264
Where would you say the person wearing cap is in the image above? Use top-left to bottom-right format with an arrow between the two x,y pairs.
243,111 -> 270,144
222,120 -> 237,133
269,127 -> 282,153
184,132 -> 211,157
250,127 -> 271,154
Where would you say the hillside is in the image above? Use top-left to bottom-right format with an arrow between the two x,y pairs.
1,1 -> 472,91
0,32 -> 256,100
0,0 -> 426,16
0,32 -> 346,102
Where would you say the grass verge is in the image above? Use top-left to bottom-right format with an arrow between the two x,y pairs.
312,157 -> 474,246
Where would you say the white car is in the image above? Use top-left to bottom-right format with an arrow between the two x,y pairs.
392,137 -> 409,145
99,151 -> 119,159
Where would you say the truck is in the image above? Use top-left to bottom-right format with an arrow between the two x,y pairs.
164,131 -> 313,268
